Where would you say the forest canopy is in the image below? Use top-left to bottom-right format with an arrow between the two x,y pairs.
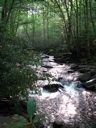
0,0 -> 96,55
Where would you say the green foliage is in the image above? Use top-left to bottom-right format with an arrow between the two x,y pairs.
27,99 -> 45,128
1,0 -> 96,58
4,114 -> 27,128
27,99 -> 36,122
3,99 -> 45,128
0,34 -> 40,100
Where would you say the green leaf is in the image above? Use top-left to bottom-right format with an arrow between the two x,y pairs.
27,99 -> 36,120
33,115 -> 45,124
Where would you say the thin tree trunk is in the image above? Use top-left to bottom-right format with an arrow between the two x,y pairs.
43,6 -> 46,41
89,0 -> 96,34
85,0 -> 90,58
46,6 -> 49,43
1,0 -> 15,25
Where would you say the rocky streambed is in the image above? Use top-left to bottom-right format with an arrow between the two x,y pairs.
29,55 -> 96,128
0,55 -> 96,128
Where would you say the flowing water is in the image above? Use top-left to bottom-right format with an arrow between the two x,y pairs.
29,55 -> 96,128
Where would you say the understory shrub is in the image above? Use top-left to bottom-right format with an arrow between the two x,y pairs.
0,36 -> 41,100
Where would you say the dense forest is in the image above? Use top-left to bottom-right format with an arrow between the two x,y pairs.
0,0 -> 96,128
1,0 -> 96,56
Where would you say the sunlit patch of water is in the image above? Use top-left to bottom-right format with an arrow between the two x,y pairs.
43,61 -> 58,66
38,90 -> 60,99
29,82 -> 81,124
33,90 -> 80,125
59,95 -> 77,115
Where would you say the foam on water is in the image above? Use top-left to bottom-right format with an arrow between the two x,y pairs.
64,82 -> 79,98
39,90 -> 59,99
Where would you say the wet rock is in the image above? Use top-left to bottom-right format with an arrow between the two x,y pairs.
82,77 -> 96,90
90,69 -> 96,76
43,65 -> 53,68
78,68 -> 90,73
78,65 -> 96,74
54,57 -> 63,63
43,55 -> 49,58
78,66 -> 96,78
67,70 -> 74,73
92,74 -> 96,79
41,54 -> 49,58
70,64 -> 78,70
43,83 -> 63,92
78,72 -> 91,82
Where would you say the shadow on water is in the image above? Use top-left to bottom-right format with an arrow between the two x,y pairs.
29,55 -> 96,128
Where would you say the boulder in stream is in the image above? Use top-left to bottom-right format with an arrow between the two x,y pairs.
70,64 -> 78,70
43,82 -> 63,92
77,72 -> 91,82
82,77 -> 96,90
43,65 -> 53,68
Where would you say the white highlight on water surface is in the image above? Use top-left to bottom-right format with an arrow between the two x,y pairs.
64,82 -> 79,98
39,90 -> 59,99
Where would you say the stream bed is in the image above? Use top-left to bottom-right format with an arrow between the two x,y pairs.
29,55 -> 96,128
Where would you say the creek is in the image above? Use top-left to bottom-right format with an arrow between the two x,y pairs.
29,55 -> 96,128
